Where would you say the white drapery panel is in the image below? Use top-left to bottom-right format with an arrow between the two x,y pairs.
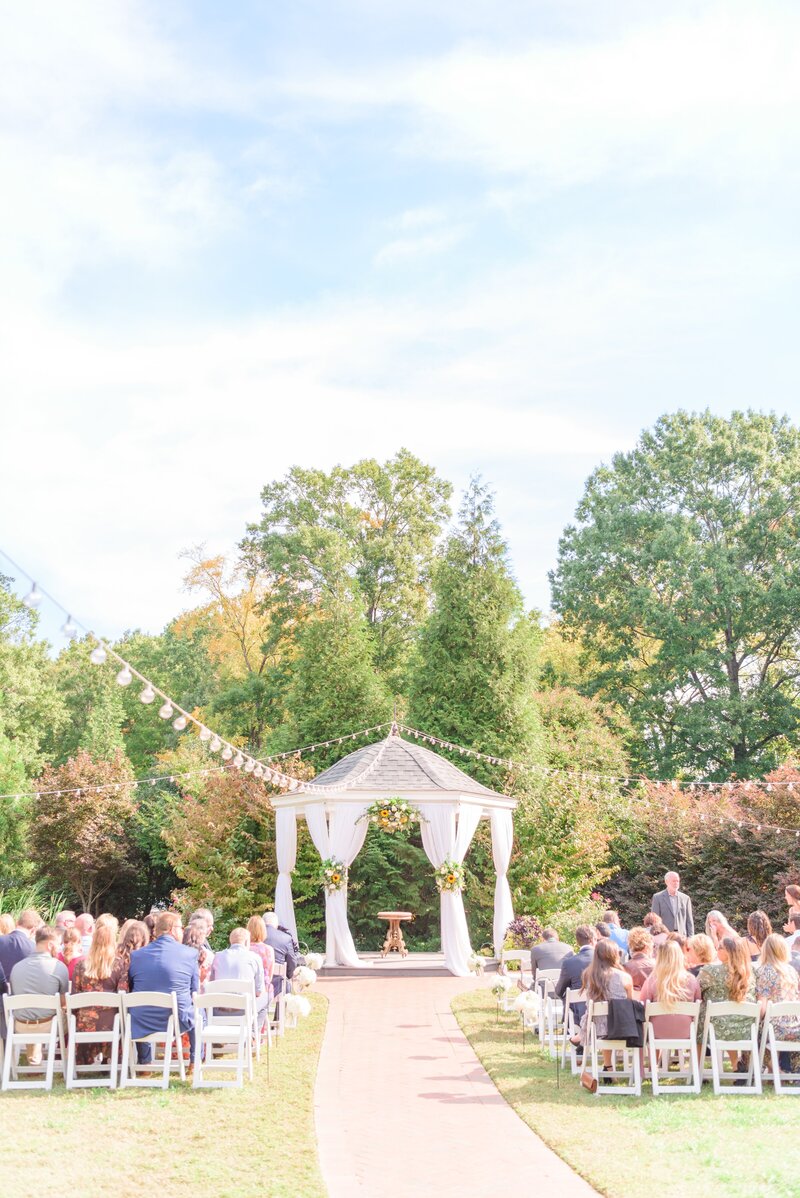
490,808 -> 514,957
305,803 -> 367,967
274,806 -> 298,944
419,800 -> 482,977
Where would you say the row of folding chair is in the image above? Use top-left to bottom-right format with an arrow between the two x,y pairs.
2,971 -> 287,1092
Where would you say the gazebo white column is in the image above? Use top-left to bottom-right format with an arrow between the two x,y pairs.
305,801 -> 369,966
419,800 -> 482,977
274,806 -> 298,944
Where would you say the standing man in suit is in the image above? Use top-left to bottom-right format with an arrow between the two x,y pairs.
651,871 -> 694,937
530,928 -> 572,982
127,910 -> 199,1064
263,912 -> 297,996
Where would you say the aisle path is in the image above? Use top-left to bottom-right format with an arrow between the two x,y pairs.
314,974 -> 597,1198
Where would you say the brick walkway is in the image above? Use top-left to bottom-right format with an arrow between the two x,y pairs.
314,974 -> 597,1198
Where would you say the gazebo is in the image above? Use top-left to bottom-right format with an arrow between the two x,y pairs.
271,727 -> 517,976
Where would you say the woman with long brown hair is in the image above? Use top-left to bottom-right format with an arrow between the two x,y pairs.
572,939 -> 633,1064
744,910 -> 772,961
71,925 -> 128,1065
698,936 -> 757,1069
112,920 -> 150,992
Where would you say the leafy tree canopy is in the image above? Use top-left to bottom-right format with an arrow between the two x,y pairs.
551,410 -> 800,779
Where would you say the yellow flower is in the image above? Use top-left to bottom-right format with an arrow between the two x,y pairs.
380,809 -> 389,818
331,872 -> 341,884
447,873 -> 456,885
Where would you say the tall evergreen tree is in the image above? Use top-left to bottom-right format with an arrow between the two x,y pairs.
408,478 -> 543,782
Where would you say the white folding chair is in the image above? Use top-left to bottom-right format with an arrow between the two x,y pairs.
759,1001 -> 800,1094
270,964 -> 287,1037
120,992 -> 187,1088
644,1001 -> 701,1094
204,978 -> 272,1062
192,993 -> 252,1088
532,969 -> 561,1042
65,992 -> 122,1089
500,949 -> 532,990
701,1001 -> 762,1094
2,994 -> 66,1091
586,1000 -> 642,1096
561,988 -> 586,1075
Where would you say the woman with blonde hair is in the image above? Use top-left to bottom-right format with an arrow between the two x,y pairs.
698,936 -> 757,1069
0,913 -> 15,935
705,910 -> 737,951
756,934 -> 800,1059
71,924 -> 128,1064
247,915 -> 275,996
639,940 -> 700,1041
686,933 -> 716,976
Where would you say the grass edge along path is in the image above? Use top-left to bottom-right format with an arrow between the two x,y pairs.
452,988 -> 800,1198
0,992 -> 328,1198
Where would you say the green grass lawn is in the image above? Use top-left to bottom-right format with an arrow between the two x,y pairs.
453,989 -> 800,1198
0,993 -> 327,1198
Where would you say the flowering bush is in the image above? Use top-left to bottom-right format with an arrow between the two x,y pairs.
435,860 -> 465,892
363,798 -> 423,833
504,914 -> 544,948
320,858 -> 347,894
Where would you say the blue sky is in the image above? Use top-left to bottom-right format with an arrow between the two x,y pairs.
2,1 -> 800,645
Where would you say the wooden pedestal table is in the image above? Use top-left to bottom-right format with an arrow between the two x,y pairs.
378,910 -> 412,958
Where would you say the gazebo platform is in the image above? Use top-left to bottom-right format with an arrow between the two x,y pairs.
318,952 -> 499,979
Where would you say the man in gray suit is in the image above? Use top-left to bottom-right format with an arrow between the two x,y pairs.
651,871 -> 694,936
530,928 -> 572,982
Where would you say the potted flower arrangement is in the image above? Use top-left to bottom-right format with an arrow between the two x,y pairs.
434,860 -> 465,893
320,857 -> 347,894
362,797 -> 423,833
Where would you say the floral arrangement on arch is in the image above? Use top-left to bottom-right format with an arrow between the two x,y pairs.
320,858 -> 348,894
434,860 -> 465,893
362,797 -> 423,833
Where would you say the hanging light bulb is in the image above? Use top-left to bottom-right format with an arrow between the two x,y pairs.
159,701 -> 174,720
116,665 -> 133,687
198,727 -> 211,742
221,745 -> 233,761
233,752 -> 245,769
90,645 -> 107,665
254,763 -> 264,779
210,736 -> 222,753
23,583 -> 43,609
140,684 -> 155,704
244,758 -> 255,773
61,615 -> 78,640
173,715 -> 188,731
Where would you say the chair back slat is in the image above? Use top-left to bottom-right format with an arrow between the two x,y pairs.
122,991 -> 176,1010
67,992 -> 122,1012
645,1000 -> 700,1018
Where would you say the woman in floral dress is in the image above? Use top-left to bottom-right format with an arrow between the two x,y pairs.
698,936 -> 757,1071
756,933 -> 800,1072
71,925 -> 128,1065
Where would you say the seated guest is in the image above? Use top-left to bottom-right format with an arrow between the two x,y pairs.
639,939 -> 700,1041
247,916 -> 276,995
75,913 -> 95,955
643,912 -> 669,948
95,913 -> 119,937
698,936 -> 756,1070
0,908 -> 41,977
8,925 -> 68,1065
127,911 -> 198,1064
183,921 -> 214,990
745,910 -> 772,961
263,912 -> 297,994
143,912 -> 158,942
705,909 -> 737,951
623,926 -> 655,991
530,927 -> 572,981
189,908 -> 215,951
0,914 -> 15,936
554,925 -> 596,1000
210,928 -> 270,1027
59,928 -> 85,981
757,933 -> 800,1071
784,912 -> 800,952
55,910 -> 76,933
603,909 -> 630,955
112,920 -> 150,992
572,940 -> 633,1064
686,933 -> 716,976
595,922 -> 612,941
71,925 -> 127,1065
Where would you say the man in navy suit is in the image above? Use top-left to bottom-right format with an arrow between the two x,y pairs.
263,911 -> 297,996
554,925 -> 596,1000
127,910 -> 199,1063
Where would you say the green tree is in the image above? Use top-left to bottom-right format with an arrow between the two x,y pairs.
408,477 -> 543,786
45,636 -> 126,764
243,449 -> 452,683
551,410 -> 800,779
0,574 -> 66,773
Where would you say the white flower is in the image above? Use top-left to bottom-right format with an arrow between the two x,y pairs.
491,975 -> 516,996
513,991 -> 540,1013
285,994 -> 311,1018
304,952 -> 324,972
293,966 -> 318,990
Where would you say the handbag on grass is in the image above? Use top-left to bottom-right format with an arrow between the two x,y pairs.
580,1069 -> 597,1093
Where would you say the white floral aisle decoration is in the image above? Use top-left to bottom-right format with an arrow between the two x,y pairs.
491,973 -> 518,1012
435,860 -> 465,893
304,952 -> 324,972
320,857 -> 347,894
361,797 -> 424,833
513,989 -> 541,1028
292,965 -> 318,992
285,993 -> 312,1029
467,952 -> 485,976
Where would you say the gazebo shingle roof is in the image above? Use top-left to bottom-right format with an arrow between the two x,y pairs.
308,732 -> 507,800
